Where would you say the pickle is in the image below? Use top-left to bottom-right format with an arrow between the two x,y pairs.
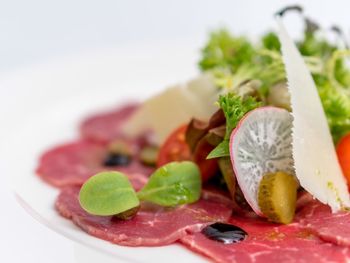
258,171 -> 297,224
114,205 -> 140,220
139,146 -> 159,166
218,157 -> 236,199
108,140 -> 132,156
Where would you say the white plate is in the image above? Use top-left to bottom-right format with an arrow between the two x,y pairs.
3,41 -> 211,262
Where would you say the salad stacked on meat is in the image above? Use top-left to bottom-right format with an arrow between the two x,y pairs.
36,7 -> 350,263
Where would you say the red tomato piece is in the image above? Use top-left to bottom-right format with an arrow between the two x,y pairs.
157,125 -> 218,182
337,133 -> 350,186
157,125 -> 192,167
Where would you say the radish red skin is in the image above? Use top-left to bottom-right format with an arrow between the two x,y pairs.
229,108 -> 265,216
229,106 -> 293,217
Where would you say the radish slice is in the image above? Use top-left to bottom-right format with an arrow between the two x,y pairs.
229,107 -> 294,215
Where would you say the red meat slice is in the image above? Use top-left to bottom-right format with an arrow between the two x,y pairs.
181,216 -> 350,263
80,104 -> 138,142
55,186 -> 232,247
297,200 -> 350,247
36,140 -> 153,188
201,186 -> 233,208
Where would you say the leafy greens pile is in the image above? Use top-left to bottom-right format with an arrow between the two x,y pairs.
207,94 -> 261,159
199,23 -> 350,146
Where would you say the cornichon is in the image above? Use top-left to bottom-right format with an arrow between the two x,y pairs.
139,146 -> 159,166
258,171 -> 297,224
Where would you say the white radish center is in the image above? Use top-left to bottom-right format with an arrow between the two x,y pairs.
230,107 -> 294,214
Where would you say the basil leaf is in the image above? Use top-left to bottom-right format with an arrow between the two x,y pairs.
79,171 -> 139,216
137,161 -> 201,206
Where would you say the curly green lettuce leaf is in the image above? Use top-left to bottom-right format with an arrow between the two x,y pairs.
207,94 -> 261,159
315,50 -> 350,142
199,26 -> 350,143
297,31 -> 336,58
199,29 -> 255,72
320,88 -> 350,142
262,32 -> 281,51
200,30 -> 286,101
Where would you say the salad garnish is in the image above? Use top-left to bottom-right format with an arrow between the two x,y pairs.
79,161 -> 201,217
199,11 -> 350,143
137,161 -> 201,206
229,106 -> 294,220
186,109 -> 225,153
79,171 -> 139,217
207,93 -> 261,159
86,6 -> 350,223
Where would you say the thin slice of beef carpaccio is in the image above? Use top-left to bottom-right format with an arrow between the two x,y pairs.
36,140 -> 153,188
181,216 -> 350,263
37,101 -> 350,261
55,186 -> 232,247
80,104 -> 138,143
297,199 -> 350,247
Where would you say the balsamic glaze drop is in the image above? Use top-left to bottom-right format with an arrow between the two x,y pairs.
104,153 -> 131,167
201,223 -> 247,244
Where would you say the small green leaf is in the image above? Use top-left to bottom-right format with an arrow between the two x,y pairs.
219,94 -> 261,141
137,161 -> 201,206
79,172 -> 139,216
198,29 -> 255,72
207,140 -> 230,159
206,94 -> 261,159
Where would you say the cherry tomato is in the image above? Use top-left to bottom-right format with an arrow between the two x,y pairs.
157,125 -> 218,182
157,125 -> 192,167
337,133 -> 350,186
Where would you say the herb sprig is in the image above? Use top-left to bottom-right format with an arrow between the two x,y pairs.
207,94 -> 261,159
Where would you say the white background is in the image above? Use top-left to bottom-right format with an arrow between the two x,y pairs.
1,1 -> 350,262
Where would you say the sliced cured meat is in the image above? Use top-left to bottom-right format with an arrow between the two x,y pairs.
80,104 -> 139,143
297,200 -> 350,247
55,186 -> 232,246
36,140 -> 153,188
201,187 -> 233,208
181,216 -> 350,263
295,191 -> 314,211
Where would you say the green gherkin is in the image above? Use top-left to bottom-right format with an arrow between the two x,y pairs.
258,172 -> 297,224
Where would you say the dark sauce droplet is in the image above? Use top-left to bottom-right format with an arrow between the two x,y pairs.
201,223 -> 248,244
104,153 -> 131,167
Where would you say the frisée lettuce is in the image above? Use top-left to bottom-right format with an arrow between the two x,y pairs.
199,24 -> 350,143
207,94 -> 261,159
